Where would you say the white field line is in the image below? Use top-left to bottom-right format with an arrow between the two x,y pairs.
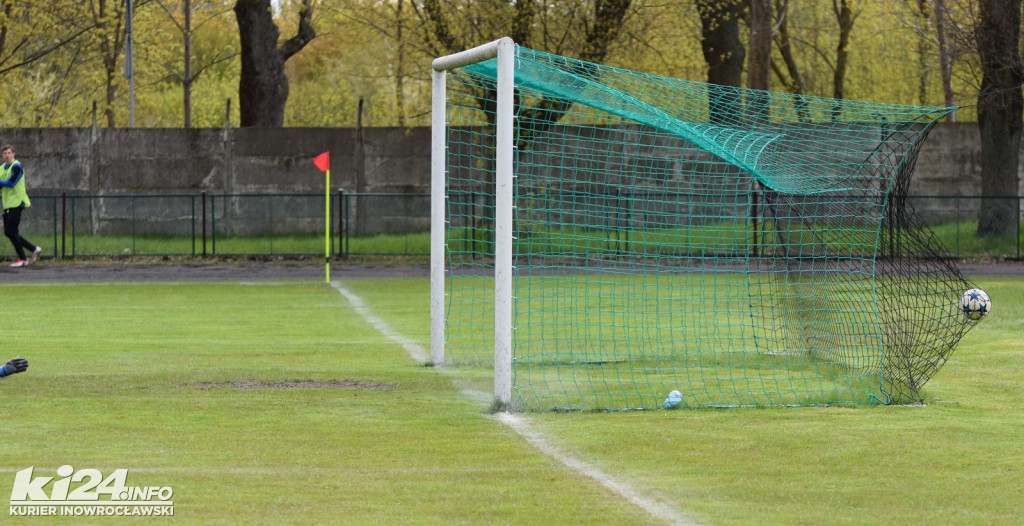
330,282 -> 700,526
330,282 -> 426,363
498,412 -> 699,526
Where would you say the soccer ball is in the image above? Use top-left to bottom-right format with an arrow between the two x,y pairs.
960,288 -> 991,320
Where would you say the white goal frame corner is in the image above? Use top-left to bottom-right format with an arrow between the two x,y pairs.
430,37 -> 516,406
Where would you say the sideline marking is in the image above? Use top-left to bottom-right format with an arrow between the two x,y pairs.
331,282 -> 426,363
331,282 -> 699,526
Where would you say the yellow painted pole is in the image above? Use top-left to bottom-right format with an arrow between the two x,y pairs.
325,168 -> 331,283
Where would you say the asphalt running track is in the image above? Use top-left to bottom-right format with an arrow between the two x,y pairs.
0,259 -> 1020,283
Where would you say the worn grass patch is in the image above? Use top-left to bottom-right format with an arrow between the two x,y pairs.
187,379 -> 397,390
0,281 -> 651,525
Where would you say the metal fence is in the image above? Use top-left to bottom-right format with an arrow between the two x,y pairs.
3,192 -> 430,259
0,192 -> 1019,260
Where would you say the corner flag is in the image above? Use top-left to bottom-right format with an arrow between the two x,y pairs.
313,151 -> 330,172
313,151 -> 331,283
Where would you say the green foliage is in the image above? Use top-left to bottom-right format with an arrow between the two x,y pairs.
0,0 -> 990,127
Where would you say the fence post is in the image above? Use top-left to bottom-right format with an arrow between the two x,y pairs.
70,196 -> 76,258
210,194 -> 216,256
750,181 -> 759,258
342,189 -> 350,256
471,192 -> 477,259
191,194 -> 196,257
60,193 -> 67,259
956,196 -> 960,258
614,189 -> 622,255
50,197 -> 57,260
201,191 -> 208,257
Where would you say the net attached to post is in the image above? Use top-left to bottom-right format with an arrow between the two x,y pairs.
442,45 -> 979,411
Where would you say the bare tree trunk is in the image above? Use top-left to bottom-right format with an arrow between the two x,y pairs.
831,0 -> 856,120
234,0 -> 316,127
156,0 -> 235,127
748,0 -> 772,90
0,2 -> 11,57
917,0 -> 930,106
511,0 -> 536,48
184,0 -> 192,128
696,0 -> 745,124
976,0 -> 1023,237
89,0 -> 127,127
417,0 -> 462,55
394,0 -> 405,128
747,0 -> 772,124
772,0 -> 808,121
580,0 -> 631,63
933,0 -> 956,120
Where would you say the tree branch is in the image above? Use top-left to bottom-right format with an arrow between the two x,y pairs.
277,0 -> 316,62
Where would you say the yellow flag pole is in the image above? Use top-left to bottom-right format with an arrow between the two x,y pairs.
312,150 -> 331,283
325,168 -> 330,283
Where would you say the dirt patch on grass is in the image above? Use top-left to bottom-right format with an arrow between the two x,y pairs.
188,379 -> 396,390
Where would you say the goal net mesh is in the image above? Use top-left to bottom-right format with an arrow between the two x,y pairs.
442,46 -> 979,410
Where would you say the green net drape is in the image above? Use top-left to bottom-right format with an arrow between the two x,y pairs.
444,46 -> 978,411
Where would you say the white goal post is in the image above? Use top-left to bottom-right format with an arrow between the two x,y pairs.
430,38 -> 516,406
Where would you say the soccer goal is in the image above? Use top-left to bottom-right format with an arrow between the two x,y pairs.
430,38 -> 982,411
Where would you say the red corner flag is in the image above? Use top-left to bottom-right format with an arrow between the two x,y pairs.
312,151 -> 330,172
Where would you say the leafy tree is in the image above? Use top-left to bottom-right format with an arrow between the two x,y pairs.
413,0 -> 633,136
322,0 -> 422,127
152,0 -> 236,127
0,0 -> 93,76
893,0 -> 961,118
84,0 -> 131,128
0,0 -> 98,125
0,0 -> 1013,135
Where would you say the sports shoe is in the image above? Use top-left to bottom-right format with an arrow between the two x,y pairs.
9,260 -> 26,268
30,246 -> 41,264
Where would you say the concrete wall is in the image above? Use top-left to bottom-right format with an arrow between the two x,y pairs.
0,127 -> 430,196
1,123 -> 1017,198
915,122 -> 993,196
0,123 -> 1018,236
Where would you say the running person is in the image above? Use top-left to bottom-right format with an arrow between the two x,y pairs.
0,145 -> 42,267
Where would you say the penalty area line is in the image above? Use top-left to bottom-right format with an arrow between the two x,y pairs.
330,281 -> 699,526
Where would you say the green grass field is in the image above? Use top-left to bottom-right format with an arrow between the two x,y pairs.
1,273 -> 1021,524
446,272 -> 900,410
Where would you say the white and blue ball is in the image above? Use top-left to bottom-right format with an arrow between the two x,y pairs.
961,288 -> 991,321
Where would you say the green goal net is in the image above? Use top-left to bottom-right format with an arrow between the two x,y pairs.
433,41 -> 981,411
